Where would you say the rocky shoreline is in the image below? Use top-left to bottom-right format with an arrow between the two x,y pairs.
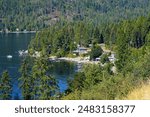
49,56 -> 99,64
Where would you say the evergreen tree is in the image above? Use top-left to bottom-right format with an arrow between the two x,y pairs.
90,44 -> 103,60
69,72 -> 86,92
31,57 -> 58,100
93,26 -> 101,43
39,74 -> 58,100
100,54 -> 110,64
0,71 -> 12,100
116,28 -> 131,73
19,57 -> 33,100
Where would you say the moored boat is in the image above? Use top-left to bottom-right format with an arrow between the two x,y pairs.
7,55 -> 12,59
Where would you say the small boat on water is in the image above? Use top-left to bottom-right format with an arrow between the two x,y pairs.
7,55 -> 13,59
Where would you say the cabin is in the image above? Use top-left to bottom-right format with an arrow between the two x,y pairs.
73,47 -> 88,55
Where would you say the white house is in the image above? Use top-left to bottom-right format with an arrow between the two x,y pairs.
73,47 -> 88,55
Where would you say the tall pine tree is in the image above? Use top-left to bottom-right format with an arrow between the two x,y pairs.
19,57 -> 33,100
0,71 -> 12,100
116,27 -> 131,74
31,57 -> 58,100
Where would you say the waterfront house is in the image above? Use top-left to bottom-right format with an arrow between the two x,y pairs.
73,47 -> 88,55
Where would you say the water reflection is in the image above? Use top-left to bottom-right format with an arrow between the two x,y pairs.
0,33 -> 79,99
49,61 -> 76,92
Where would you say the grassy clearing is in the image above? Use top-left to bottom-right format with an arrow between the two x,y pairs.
125,82 -> 150,100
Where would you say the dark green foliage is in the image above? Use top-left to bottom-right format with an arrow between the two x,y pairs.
93,27 -> 102,43
39,74 -> 58,100
63,49 -> 150,100
19,57 -> 34,100
63,47 -> 150,100
1,0 -> 150,31
28,15 -> 150,100
0,71 -> 12,100
31,57 -> 58,100
145,32 -> 150,46
67,64 -> 103,94
115,28 -> 131,72
68,72 -> 86,92
100,54 -> 110,64
63,66 -> 136,100
29,15 -> 150,59
90,44 -> 103,60
93,27 -> 104,43
62,16 -> 150,100
83,64 -> 103,89
29,23 -> 77,57
133,50 -> 150,79
103,63 -> 114,75
29,22 -> 95,56
19,56 -> 59,100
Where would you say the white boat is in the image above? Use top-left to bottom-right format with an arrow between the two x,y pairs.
7,55 -> 12,59
24,50 -> 28,54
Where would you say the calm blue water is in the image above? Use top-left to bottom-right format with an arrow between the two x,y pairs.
0,33 -> 77,99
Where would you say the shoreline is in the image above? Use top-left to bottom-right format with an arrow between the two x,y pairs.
0,31 -> 37,34
49,56 -> 99,64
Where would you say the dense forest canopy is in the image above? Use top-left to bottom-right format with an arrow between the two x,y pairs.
26,15 -> 150,100
29,15 -> 150,57
1,0 -> 150,31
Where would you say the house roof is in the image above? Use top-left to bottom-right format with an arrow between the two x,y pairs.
78,47 -> 87,50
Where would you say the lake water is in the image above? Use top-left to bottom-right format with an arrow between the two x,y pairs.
0,33 -> 77,99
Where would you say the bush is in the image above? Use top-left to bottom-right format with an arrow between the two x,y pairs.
90,45 -> 103,60
69,72 -> 86,91
100,54 -> 110,64
55,49 -> 65,58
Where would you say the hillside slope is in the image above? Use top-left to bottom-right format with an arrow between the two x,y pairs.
1,0 -> 150,31
125,82 -> 150,100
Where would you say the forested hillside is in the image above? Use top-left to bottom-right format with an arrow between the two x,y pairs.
29,16 -> 150,57
1,0 -> 150,31
25,15 -> 150,100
